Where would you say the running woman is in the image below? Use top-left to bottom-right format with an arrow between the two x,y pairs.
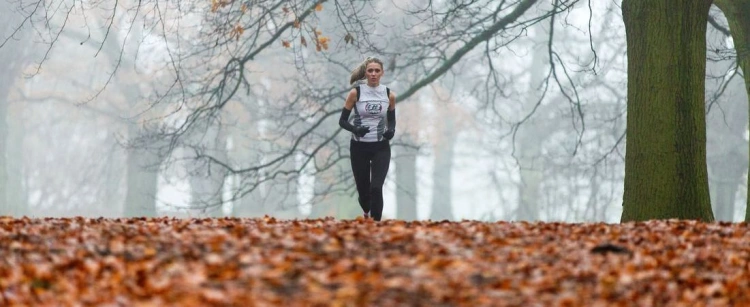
338,57 -> 396,221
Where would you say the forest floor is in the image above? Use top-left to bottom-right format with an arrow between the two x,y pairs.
1,216 -> 748,306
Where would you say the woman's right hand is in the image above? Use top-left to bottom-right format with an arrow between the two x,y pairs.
354,126 -> 370,137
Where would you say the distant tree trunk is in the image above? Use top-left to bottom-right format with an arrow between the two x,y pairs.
704,8 -> 748,222
309,184 -> 337,218
100,14 -> 163,218
582,171 -> 602,221
188,125 -> 228,218
264,143 -> 302,219
0,9 -> 31,216
102,145 -> 124,215
516,22 -> 549,221
123,121 -> 161,217
309,156 -> 337,219
309,113 -> 357,219
230,100 -> 304,220
311,169 -> 354,219
714,0 -> 750,222
233,185 -> 264,217
230,144 -> 264,217
621,0 -> 715,222
265,174 -> 301,219
430,116 -> 456,221
395,134 -> 418,220
231,169 -> 264,217
709,159 -> 744,221
518,160 -> 543,221
6,100 -> 26,216
226,97 -> 265,217
0,79 -> 10,216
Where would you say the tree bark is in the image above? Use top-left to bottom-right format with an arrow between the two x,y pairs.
714,0 -> 750,222
621,0 -> 715,222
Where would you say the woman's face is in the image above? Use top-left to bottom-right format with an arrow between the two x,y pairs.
365,62 -> 383,86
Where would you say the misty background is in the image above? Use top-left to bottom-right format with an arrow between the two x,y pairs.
0,0 -> 744,223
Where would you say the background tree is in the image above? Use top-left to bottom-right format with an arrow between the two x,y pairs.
714,0 -> 750,221
704,7 -> 747,222
0,2 -> 35,217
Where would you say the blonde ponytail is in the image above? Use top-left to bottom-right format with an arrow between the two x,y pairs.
349,63 -> 366,86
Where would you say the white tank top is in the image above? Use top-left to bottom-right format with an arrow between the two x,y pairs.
351,84 -> 390,142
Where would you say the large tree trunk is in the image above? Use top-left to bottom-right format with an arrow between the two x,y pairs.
394,134 -> 418,221
621,0 -> 715,222
714,0 -> 750,222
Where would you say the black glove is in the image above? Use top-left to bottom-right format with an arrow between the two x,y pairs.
354,125 -> 370,137
383,129 -> 394,140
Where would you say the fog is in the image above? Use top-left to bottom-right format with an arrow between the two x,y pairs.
0,0 -> 745,222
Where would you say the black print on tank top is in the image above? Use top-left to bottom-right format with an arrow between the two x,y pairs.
365,103 -> 382,115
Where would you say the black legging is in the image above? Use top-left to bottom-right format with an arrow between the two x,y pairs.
350,139 -> 391,221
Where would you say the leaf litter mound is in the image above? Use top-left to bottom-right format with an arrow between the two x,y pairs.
1,216 -> 749,306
